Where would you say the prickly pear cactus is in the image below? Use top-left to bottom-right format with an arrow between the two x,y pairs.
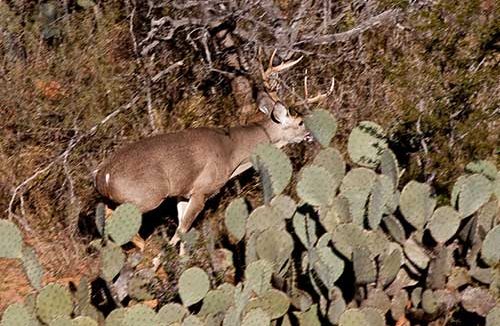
482,225 -> 500,266
251,143 -> 292,197
244,260 -> 273,296
36,283 -> 73,324
457,174 -> 493,218
1,303 -> 37,326
157,303 -> 187,324
21,245 -> 44,290
105,203 -> 142,246
399,181 -> 435,230
122,304 -> 160,326
312,147 -> 345,190
0,220 -> 23,258
347,121 -> 387,168
224,197 -> 248,244
100,243 -> 125,282
178,267 -> 210,307
303,109 -> 337,147
297,165 -> 335,207
426,206 -> 461,243
241,308 -> 271,326
340,167 -> 376,225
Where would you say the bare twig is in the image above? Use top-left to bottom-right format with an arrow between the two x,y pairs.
7,95 -> 141,233
297,9 -> 401,45
151,60 -> 184,82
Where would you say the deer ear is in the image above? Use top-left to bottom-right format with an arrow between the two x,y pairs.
272,103 -> 289,124
257,93 -> 273,116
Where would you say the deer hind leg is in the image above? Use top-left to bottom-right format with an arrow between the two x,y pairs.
169,194 -> 206,248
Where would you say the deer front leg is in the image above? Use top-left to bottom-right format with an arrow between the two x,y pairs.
169,194 -> 206,246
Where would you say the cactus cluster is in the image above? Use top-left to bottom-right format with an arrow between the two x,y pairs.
1,110 -> 499,326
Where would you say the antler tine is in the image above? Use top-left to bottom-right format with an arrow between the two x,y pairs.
261,49 -> 303,81
297,76 -> 335,106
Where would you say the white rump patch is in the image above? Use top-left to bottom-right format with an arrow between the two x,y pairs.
105,173 -> 110,185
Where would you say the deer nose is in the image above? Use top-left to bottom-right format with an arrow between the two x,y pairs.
305,132 -> 314,142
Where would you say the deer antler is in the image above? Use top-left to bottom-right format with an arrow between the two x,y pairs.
296,74 -> 335,106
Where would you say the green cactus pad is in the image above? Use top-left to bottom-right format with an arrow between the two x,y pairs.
104,308 -> 126,326
310,247 -> 344,290
199,288 -> 233,318
294,304 -> 321,326
181,315 -> 204,326
390,289 -> 408,321
353,247 -> 377,285
105,203 -> 142,246
293,212 -> 317,249
379,246 -> 403,287
340,167 -> 376,225
486,306 -> 500,326
465,160 -> 497,180
327,288 -> 346,325
122,304 -> 160,326
380,148 -> 400,188
72,316 -> 98,326
270,195 -> 296,220
157,303 -> 187,324
312,147 -> 345,190
347,121 -> 387,168
36,283 -> 73,324
241,308 -> 271,326
363,288 -> 391,314
244,259 -> 273,296
399,181 -> 435,230
319,196 -> 351,233
482,225 -> 500,266
367,176 -> 385,229
451,175 -> 467,208
0,219 -> 23,258
403,238 -> 430,270
421,289 -> 438,314
458,174 -> 493,218
338,308 -> 369,326
1,303 -> 37,326
256,229 -> 293,273
494,172 -> 500,201
224,198 -> 248,244
297,165 -> 335,207
245,289 -> 290,319
382,215 -> 406,244
251,144 -> 292,197
178,267 -> 210,307
303,109 -> 337,147
49,317 -> 72,326
361,308 -> 385,326
21,245 -> 44,290
100,244 -> 125,282
427,206 -> 461,243
246,205 -> 285,235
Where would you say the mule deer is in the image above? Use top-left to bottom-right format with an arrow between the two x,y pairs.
94,54 -> 320,248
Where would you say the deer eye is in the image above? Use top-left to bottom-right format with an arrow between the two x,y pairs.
299,121 -> 304,126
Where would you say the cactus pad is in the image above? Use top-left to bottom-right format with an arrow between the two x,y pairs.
465,160 -> 497,180
105,203 -> 142,246
224,197 -> 248,244
0,219 -> 23,258
482,225 -> 500,266
347,121 -> 387,168
72,316 -> 98,326
427,206 -> 461,243
293,212 -> 317,249
399,181 -> 435,230
245,289 -> 290,319
458,174 -> 493,218
486,306 -> 500,326
1,303 -> 37,326
312,147 -> 345,190
36,283 -> 73,324
199,288 -> 233,318
297,165 -> 335,207
157,303 -> 187,324
352,247 -> 377,285
380,148 -> 400,188
100,244 -> 125,282
21,245 -> 44,290
310,246 -> 344,290
270,195 -> 296,220
122,304 -> 160,326
303,109 -> 337,147
244,259 -> 273,296
255,229 -> 293,273
241,308 -> 271,326
178,267 -> 210,307
338,308 -> 369,326
251,144 -> 292,196
340,168 -> 376,225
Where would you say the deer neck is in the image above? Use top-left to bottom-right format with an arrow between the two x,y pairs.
227,119 -> 283,173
